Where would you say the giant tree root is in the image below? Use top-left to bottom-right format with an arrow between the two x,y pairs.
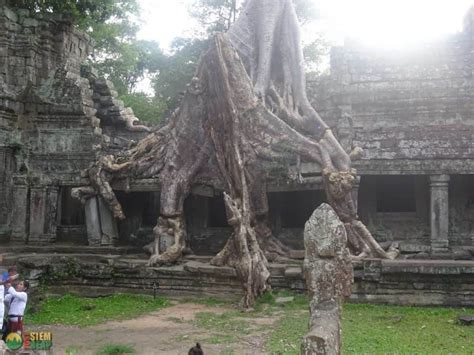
75,0 -> 398,308
210,193 -> 270,308
148,216 -> 186,266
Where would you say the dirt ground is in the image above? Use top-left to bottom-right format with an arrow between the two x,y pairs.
34,303 -> 276,355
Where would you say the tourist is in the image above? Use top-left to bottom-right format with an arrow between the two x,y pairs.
2,266 -> 17,283
4,280 -> 29,335
0,269 -> 18,339
188,342 -> 204,355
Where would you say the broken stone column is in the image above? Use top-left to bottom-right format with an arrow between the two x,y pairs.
85,196 -> 118,246
429,175 -> 450,253
302,203 -> 353,355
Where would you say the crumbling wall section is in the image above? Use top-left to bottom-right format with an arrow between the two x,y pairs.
0,4 -> 148,245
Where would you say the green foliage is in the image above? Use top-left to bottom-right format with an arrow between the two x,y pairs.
189,0 -> 241,35
121,92 -> 166,126
96,40 -> 164,96
95,344 -> 136,355
152,38 -> 208,112
27,294 -> 169,326
6,0 -> 139,30
65,346 -> 81,355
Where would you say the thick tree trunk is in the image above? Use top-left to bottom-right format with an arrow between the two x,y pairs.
73,0 -> 398,308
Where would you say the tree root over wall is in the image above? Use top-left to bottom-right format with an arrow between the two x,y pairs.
74,0 -> 398,308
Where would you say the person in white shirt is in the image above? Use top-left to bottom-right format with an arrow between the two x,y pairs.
4,280 -> 29,335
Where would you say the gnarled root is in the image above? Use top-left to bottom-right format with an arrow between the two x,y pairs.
323,169 -> 400,260
71,186 -> 96,204
148,215 -> 186,266
210,193 -> 270,308
253,217 -> 291,261
350,220 -> 399,260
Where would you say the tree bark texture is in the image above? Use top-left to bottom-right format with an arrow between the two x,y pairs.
73,0 -> 398,307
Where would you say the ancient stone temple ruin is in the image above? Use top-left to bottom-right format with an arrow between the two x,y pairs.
1,4 -> 474,305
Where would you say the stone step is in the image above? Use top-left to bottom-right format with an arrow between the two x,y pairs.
0,244 -> 142,255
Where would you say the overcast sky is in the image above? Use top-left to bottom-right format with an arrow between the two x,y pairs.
137,0 -> 474,50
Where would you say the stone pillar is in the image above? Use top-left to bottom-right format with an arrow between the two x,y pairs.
85,196 -> 118,246
29,187 -> 46,244
97,197 -> 119,246
44,186 -> 59,241
85,197 -> 102,246
28,186 -> 58,244
10,175 -> 29,244
429,175 -> 450,253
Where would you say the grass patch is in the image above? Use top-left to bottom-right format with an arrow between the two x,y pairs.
266,309 -> 308,354
65,346 -> 81,355
95,344 -> 136,355
182,296 -> 230,307
194,290 -> 306,347
204,334 -> 238,344
22,291 -> 474,354
343,303 -> 474,354
27,293 -> 168,327
266,303 -> 474,354
195,311 -> 253,336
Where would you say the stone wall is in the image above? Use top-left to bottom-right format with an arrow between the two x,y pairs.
0,147 -> 14,227
307,7 -> 474,251
3,249 -> 473,307
0,4 -> 148,245
327,31 -> 474,175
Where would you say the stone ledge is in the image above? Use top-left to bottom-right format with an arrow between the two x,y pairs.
184,261 -> 237,277
3,252 -> 474,307
381,259 -> 474,274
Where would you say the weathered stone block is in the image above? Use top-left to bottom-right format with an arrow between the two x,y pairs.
302,203 -> 353,355
284,266 -> 302,278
